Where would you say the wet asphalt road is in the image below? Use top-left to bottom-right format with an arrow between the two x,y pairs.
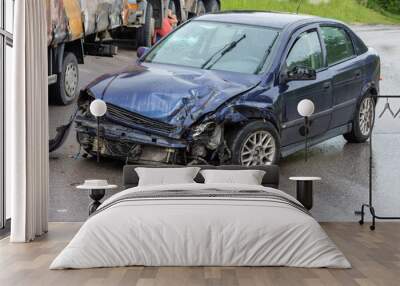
49,25 -> 400,222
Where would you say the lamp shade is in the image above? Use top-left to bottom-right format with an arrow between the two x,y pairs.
297,99 -> 315,117
90,99 -> 107,117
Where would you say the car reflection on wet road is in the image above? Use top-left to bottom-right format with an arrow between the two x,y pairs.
49,25 -> 400,222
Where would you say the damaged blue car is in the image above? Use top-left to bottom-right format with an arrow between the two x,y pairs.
74,11 -> 380,165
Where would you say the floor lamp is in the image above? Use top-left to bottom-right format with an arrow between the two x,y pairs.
297,99 -> 315,162
89,99 -> 107,163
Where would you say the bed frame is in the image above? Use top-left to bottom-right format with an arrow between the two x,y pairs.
122,165 -> 280,189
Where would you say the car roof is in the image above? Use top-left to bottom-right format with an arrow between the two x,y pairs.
194,11 -> 323,29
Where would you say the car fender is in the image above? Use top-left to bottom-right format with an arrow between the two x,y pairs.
360,81 -> 379,104
216,103 -> 280,133
360,48 -> 380,103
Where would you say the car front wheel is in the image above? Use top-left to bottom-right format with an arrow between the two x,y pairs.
230,121 -> 280,166
343,95 -> 375,143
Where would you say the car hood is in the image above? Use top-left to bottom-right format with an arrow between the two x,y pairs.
86,62 -> 261,128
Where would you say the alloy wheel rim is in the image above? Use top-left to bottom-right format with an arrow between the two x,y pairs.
241,131 -> 276,166
65,63 -> 78,98
359,97 -> 374,136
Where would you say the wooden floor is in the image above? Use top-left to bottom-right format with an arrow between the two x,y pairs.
0,222 -> 399,286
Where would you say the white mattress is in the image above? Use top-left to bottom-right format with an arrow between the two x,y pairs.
50,183 -> 350,269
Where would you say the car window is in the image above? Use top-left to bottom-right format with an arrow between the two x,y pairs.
144,21 -> 279,75
286,31 -> 323,71
320,26 -> 355,65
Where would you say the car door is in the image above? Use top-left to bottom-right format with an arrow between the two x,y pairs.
319,25 -> 363,129
280,26 -> 333,147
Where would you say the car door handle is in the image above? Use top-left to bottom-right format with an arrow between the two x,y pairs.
354,70 -> 362,78
323,82 -> 331,90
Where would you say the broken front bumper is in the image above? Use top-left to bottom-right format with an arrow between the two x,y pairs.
75,115 -> 187,161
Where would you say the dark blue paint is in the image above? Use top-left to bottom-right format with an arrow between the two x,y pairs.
86,62 -> 261,136
197,11 -> 316,29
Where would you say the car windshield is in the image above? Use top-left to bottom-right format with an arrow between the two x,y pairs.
144,21 -> 280,75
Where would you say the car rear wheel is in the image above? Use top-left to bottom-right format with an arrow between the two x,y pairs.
229,121 -> 280,166
343,95 -> 375,143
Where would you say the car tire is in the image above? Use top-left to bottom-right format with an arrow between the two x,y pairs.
205,0 -> 220,13
343,95 -> 375,143
229,121 -> 280,166
50,52 -> 79,105
137,3 -> 155,47
196,0 -> 206,16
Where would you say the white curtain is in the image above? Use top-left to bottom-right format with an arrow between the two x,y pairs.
7,0 -> 49,242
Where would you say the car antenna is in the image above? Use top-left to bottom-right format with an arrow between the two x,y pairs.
296,0 -> 304,14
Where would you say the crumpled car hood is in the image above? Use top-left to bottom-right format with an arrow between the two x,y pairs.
86,62 -> 261,128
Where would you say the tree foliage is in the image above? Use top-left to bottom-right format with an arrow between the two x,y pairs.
360,0 -> 400,14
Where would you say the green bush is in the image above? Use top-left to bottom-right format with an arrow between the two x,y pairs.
223,0 -> 400,24
361,0 -> 400,14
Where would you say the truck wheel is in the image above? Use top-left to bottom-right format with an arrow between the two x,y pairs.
205,0 -> 220,13
197,0 -> 206,16
137,3 -> 155,47
229,121 -> 280,166
50,52 -> 79,105
343,95 -> 375,143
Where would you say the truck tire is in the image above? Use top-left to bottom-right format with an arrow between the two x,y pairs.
205,0 -> 220,13
137,3 -> 155,47
50,52 -> 79,105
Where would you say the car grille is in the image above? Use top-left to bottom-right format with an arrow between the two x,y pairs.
106,104 -> 176,133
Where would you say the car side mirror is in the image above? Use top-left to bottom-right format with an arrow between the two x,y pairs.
280,66 -> 317,84
137,46 -> 150,59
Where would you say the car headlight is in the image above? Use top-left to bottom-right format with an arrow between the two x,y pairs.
192,121 -> 217,138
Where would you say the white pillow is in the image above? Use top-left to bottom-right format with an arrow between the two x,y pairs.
136,167 -> 200,186
200,169 -> 266,185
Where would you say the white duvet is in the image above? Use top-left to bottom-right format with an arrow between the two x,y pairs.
50,183 -> 350,269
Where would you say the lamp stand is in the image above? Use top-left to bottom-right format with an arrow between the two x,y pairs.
96,117 -> 100,163
304,116 -> 309,162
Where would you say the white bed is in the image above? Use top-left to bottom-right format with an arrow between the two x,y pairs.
50,181 -> 350,269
